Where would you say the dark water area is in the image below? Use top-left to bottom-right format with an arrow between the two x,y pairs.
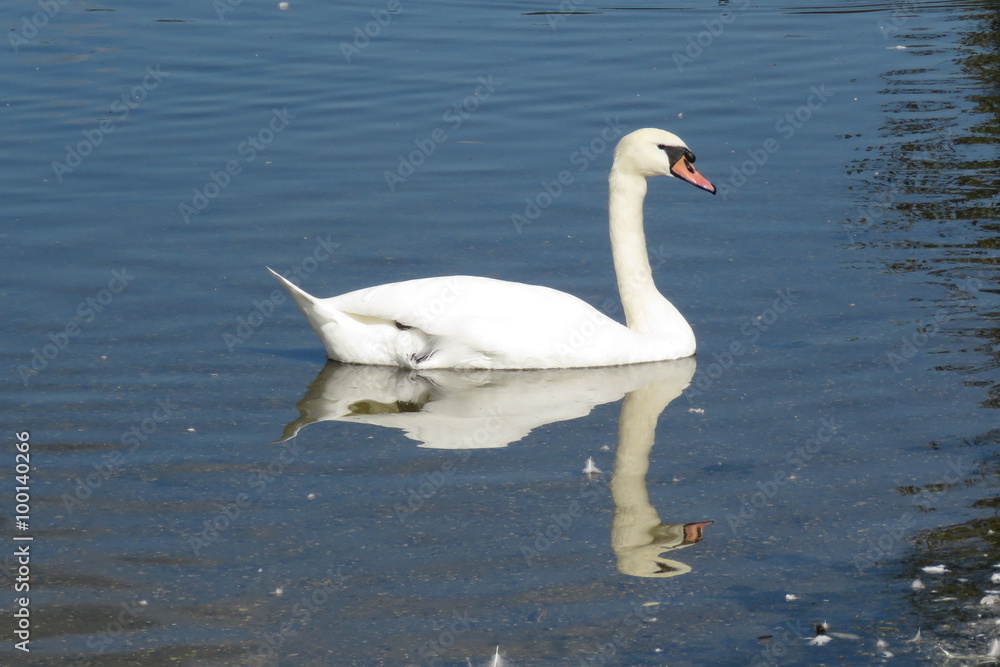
2,0 -> 999,665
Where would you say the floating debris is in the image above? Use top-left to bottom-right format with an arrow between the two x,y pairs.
687,407 -> 704,414
785,594 -> 799,601
922,564 -> 949,574
911,578 -> 925,590
487,645 -> 507,667
938,640 -> 1000,662
808,621 -> 832,645
980,594 -> 1000,606
582,457 -> 602,475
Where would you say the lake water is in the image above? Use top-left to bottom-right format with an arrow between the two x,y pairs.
3,0 -> 999,665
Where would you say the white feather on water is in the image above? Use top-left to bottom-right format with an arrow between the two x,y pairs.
486,645 -> 508,667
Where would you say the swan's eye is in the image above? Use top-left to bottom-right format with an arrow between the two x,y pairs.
659,144 -> 696,166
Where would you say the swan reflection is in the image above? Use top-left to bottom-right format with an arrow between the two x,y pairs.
279,358 -> 712,577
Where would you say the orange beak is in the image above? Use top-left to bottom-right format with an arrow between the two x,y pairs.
671,157 -> 716,194
682,521 -> 714,543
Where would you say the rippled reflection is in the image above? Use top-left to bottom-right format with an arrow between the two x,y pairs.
842,1 -> 1000,659
279,358 -> 713,577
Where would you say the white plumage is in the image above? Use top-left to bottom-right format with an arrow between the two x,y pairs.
270,128 -> 715,370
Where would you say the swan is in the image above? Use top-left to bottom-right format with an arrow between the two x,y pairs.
269,128 -> 715,369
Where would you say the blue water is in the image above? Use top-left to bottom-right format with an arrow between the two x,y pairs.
3,0 -> 999,664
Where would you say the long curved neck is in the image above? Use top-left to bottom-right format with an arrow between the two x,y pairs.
608,169 -> 690,338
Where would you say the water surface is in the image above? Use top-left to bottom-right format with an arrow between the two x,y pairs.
2,0 -> 999,665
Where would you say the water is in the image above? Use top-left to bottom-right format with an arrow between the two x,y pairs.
2,0 -> 998,664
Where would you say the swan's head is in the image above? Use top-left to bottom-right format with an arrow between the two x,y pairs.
613,128 -> 715,194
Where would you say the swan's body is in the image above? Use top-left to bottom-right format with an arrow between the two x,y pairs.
270,128 -> 715,370
270,273 -> 694,369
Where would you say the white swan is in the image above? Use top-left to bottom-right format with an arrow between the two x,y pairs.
269,128 -> 715,370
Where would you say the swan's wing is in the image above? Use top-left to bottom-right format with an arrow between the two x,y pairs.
331,276 -> 599,331
328,276 -> 632,368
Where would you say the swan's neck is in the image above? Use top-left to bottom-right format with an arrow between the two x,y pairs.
608,170 -> 691,338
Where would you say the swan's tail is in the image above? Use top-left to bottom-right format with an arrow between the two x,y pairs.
267,267 -> 344,355
267,267 -> 319,314
267,267 -> 431,367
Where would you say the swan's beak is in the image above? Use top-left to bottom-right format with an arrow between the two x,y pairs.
682,521 -> 714,543
670,157 -> 716,195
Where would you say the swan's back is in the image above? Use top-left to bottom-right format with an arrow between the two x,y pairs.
328,276 -> 639,368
